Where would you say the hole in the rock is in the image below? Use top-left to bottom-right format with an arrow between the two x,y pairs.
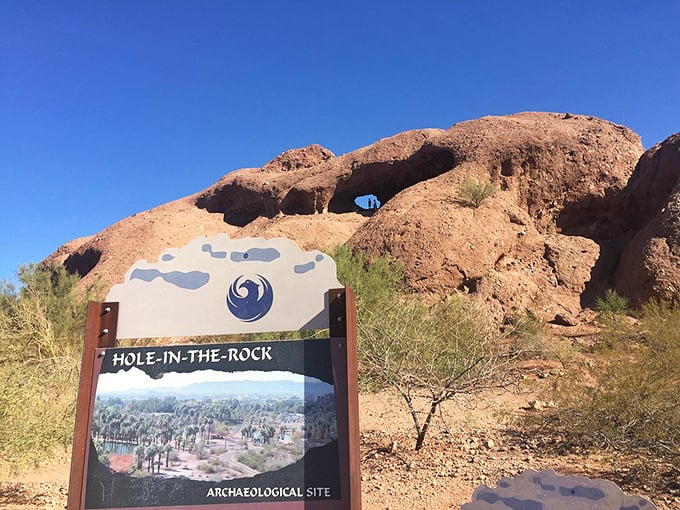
64,248 -> 102,278
501,159 -> 514,177
354,194 -> 381,212
458,276 -> 482,294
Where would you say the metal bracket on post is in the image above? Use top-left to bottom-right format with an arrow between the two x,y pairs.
67,301 -> 118,510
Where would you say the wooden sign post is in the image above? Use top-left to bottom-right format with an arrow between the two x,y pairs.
67,236 -> 361,509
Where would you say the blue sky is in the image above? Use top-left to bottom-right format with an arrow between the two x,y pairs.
1,1 -> 678,283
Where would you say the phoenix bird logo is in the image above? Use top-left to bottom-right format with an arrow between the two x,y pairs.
226,274 -> 274,322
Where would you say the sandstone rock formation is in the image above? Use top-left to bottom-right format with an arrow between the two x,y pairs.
615,133 -> 680,305
46,112 -> 680,322
348,113 -> 643,320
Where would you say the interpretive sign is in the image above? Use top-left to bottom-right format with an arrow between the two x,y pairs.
86,340 -> 340,508
68,236 -> 361,510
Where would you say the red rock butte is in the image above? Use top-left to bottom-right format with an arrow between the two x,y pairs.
46,112 -> 680,323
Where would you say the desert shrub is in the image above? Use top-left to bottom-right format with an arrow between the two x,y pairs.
592,289 -> 634,348
592,289 -> 632,338
532,299 -> 680,457
506,310 -> 573,367
192,440 -> 208,459
197,458 -> 224,474
505,309 -> 544,352
236,445 -> 288,472
237,450 -> 267,472
457,176 -> 496,208
332,246 -> 519,450
329,244 -> 404,312
0,264 -> 94,472
329,244 -> 403,391
595,288 -> 629,316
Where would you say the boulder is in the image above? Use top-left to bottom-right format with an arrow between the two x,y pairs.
349,112 -> 643,320
616,133 -> 680,304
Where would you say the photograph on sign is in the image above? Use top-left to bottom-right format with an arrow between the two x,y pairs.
84,339 -> 340,508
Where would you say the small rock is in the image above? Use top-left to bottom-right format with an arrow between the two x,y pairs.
552,312 -> 578,326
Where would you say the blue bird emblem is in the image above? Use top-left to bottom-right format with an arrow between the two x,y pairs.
226,274 -> 274,322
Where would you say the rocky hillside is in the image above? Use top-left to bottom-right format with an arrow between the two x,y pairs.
46,112 -> 680,323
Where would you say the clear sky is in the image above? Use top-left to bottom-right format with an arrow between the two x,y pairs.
97,368 -> 306,393
1,1 -> 678,283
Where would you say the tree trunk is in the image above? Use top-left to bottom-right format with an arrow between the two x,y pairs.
414,400 -> 440,451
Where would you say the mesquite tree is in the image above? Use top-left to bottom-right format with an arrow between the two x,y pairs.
332,245 -> 519,450
359,296 -> 518,450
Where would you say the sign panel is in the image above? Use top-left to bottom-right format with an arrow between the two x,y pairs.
85,340 -> 341,509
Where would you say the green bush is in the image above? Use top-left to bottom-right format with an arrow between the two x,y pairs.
506,310 -> 573,367
237,450 -> 267,472
329,244 -> 405,312
593,289 -> 632,344
0,264 -> 95,473
533,299 -> 680,457
595,288 -> 629,315
236,445 -> 288,473
197,458 -> 224,474
457,176 -> 496,208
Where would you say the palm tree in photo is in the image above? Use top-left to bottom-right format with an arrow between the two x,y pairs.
261,423 -> 276,444
134,445 -> 145,471
146,445 -> 159,473
163,443 -> 172,468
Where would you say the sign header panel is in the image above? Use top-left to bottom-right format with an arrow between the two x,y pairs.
106,235 -> 341,338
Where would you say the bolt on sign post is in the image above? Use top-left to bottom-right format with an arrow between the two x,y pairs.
67,236 -> 361,510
